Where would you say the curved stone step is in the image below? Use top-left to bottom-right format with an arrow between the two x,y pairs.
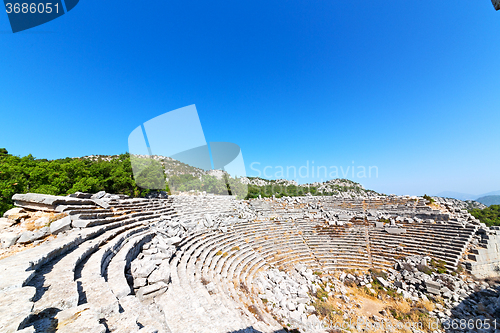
80,227 -> 152,319
107,230 -> 157,299
32,220 -> 146,314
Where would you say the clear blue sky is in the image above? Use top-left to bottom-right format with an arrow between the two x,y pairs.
1,0 -> 499,196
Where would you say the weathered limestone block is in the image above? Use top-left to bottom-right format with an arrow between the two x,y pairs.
17,231 -> 35,244
34,216 -> 50,228
204,214 -> 213,227
49,216 -> 72,234
0,218 -> 17,229
384,227 -> 406,234
1,232 -> 20,248
136,281 -> 168,301
67,192 -> 93,199
425,280 -> 441,295
118,295 -> 162,332
137,260 -> 157,279
3,207 -> 25,218
376,276 -> 390,288
55,305 -> 106,333
165,236 -> 182,245
134,277 -> 148,288
147,263 -> 171,284
106,312 -> 140,332
91,191 -> 106,200
87,276 -> 120,318
92,198 -> 110,209
32,227 -> 49,241
12,193 -> 96,211
0,287 -> 36,333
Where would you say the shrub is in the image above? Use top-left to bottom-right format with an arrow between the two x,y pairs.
430,258 -> 447,274
312,299 -> 335,318
239,282 -> 249,294
369,268 -> 387,279
417,264 -> 433,275
0,152 -> 161,216
423,194 -> 435,205
469,205 -> 500,227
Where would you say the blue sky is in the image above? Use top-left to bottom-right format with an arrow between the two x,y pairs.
1,0 -> 499,196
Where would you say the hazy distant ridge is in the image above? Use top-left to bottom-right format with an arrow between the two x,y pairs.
436,190 -> 500,201
475,195 -> 500,206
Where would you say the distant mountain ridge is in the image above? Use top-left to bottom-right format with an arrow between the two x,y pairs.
436,190 -> 500,201
475,195 -> 500,206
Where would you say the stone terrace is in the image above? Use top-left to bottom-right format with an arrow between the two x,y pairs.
0,193 -> 493,333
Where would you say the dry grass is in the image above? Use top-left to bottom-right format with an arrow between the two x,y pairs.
314,283 -> 438,333
349,285 -> 377,300
383,297 -> 437,332
24,220 -> 37,231
0,242 -> 37,260
390,299 -> 411,313
417,299 -> 434,312
49,213 -> 68,223
56,308 -> 87,330
239,282 -> 250,294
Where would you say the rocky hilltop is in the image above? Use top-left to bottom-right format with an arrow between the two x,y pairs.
0,192 -> 498,333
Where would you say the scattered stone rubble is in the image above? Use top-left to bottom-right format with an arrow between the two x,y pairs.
251,255 -> 500,332
130,235 -> 174,301
432,196 -> 487,211
255,265 -> 325,331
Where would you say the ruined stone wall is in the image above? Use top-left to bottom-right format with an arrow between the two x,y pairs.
467,227 -> 500,278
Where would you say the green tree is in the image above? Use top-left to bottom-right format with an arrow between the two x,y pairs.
469,205 -> 500,227
0,151 -> 160,216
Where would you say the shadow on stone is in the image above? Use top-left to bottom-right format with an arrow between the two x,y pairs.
226,328 -> 288,333
446,279 -> 500,332
19,307 -> 60,333
76,280 -> 87,305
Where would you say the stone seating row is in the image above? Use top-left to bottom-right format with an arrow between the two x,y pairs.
0,200 -> 170,332
161,231 -> 277,332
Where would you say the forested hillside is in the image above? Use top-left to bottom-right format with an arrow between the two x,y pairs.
469,205 -> 500,227
0,149 -> 152,215
476,195 -> 500,206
